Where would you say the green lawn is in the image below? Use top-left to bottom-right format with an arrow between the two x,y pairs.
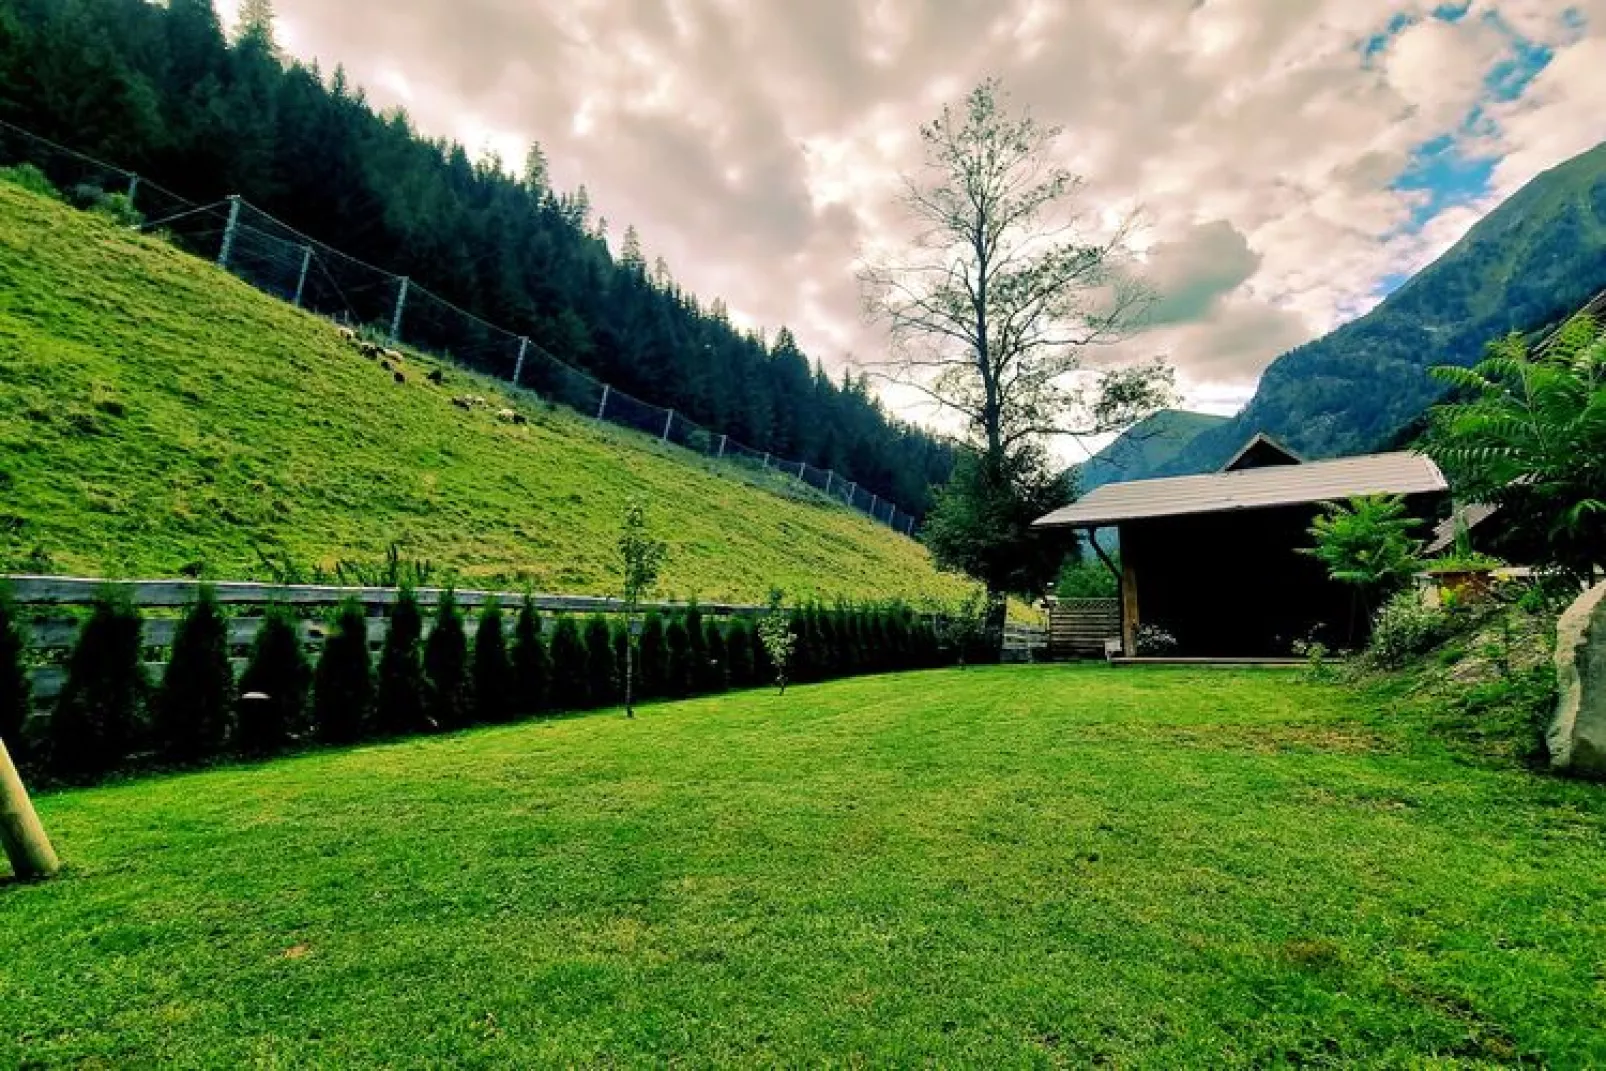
6,666 -> 1606,1067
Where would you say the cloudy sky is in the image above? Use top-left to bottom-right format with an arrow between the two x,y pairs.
220,0 -> 1604,451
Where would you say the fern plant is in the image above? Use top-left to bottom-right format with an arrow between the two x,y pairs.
1427,314 -> 1606,580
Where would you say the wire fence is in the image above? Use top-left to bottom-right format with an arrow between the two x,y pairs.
0,118 -> 921,537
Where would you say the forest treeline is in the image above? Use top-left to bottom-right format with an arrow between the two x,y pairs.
0,0 -> 954,515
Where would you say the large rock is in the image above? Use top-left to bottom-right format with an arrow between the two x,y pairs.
1548,583 -> 1606,777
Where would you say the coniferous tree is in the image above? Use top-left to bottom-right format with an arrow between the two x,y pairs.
0,583 -> 30,761
724,617 -> 756,688
703,619 -> 730,693
50,590 -> 146,783
473,598 -> 514,723
236,603 -> 309,756
153,586 -> 234,765
312,599 -> 372,744
423,589 -> 470,729
510,596 -> 551,716
375,587 -> 426,737
664,613 -> 692,698
684,603 -> 711,694
546,616 -> 589,711
636,611 -> 669,700
582,614 -> 618,707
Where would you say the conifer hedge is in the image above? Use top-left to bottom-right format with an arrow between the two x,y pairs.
313,599 -> 373,744
49,589 -> 146,783
153,586 -> 234,766
0,583 -> 29,761
237,603 -> 309,756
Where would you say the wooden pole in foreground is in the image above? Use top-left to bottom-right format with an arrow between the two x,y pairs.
0,737 -> 59,881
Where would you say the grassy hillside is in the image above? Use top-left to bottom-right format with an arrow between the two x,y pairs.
0,182 -> 968,603
1074,408 -> 1227,492
9,667 -> 1606,1065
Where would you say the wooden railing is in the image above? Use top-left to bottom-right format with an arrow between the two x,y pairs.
1048,599 -> 1121,659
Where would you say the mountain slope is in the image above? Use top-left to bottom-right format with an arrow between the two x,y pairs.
1074,410 -> 1228,493
1157,139 -> 1606,477
0,182 -> 968,603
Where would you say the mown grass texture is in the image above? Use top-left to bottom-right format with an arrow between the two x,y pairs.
6,666 -> 1606,1067
0,181 -> 967,604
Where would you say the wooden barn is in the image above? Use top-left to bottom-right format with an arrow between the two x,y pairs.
1033,435 -> 1449,658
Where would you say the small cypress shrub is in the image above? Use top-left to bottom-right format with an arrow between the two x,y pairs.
636,612 -> 669,700
510,597 -> 552,716
685,604 -> 711,694
375,588 -> 427,737
152,586 -> 234,765
664,613 -> 692,698
423,589 -> 470,730
583,614 -> 618,707
817,609 -> 843,681
312,599 -> 373,744
703,619 -> 730,693
473,598 -> 514,723
546,615 -> 589,711
236,603 -> 310,756
788,610 -> 814,684
724,617 -> 756,687
50,589 -> 146,783
611,622 -> 631,705
0,584 -> 29,761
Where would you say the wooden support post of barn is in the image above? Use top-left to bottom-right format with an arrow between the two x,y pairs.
1120,543 -> 1140,658
0,737 -> 59,881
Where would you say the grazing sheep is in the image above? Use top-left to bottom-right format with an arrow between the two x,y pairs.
452,396 -> 474,410
380,360 -> 392,373
513,413 -> 528,426
426,369 -> 445,386
337,326 -> 358,343
359,341 -> 383,359
496,408 -> 518,423
393,371 -> 406,385
384,349 -> 405,364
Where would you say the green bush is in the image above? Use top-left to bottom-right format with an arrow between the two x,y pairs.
423,590 -> 470,730
0,163 -> 60,200
583,614 -> 619,707
724,617 -> 756,688
0,584 -> 29,760
1368,590 -> 1454,668
473,598 -> 514,723
90,191 -> 143,227
1056,555 -> 1119,599
152,586 -> 234,765
375,588 -> 427,737
664,613 -> 692,698
236,604 -> 310,756
313,599 -> 373,743
685,603 -> 712,694
49,589 -> 146,783
636,612 -> 669,700
547,616 -> 589,711
703,620 -> 730,693
510,597 -> 551,716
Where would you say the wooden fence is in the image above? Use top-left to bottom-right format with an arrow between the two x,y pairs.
1048,599 -> 1121,659
10,575 -> 763,705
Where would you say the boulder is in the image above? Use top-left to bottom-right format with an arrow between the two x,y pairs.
1548,582 -> 1606,777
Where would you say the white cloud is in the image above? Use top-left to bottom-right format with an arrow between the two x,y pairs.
257,0 -> 1604,440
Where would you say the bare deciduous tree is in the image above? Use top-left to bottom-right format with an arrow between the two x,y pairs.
860,79 -> 1172,459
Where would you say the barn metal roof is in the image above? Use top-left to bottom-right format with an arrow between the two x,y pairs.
1034,451 -> 1449,529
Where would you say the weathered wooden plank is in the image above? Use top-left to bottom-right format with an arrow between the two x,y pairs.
30,660 -> 251,703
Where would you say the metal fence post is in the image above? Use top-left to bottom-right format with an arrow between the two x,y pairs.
762,453 -> 770,469
125,173 -> 140,207
389,276 -> 410,342
824,471 -> 834,495
596,384 -> 611,420
292,244 -> 312,308
869,492 -> 878,517
717,434 -> 727,459
513,337 -> 529,385
661,409 -> 675,443
217,195 -> 241,268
